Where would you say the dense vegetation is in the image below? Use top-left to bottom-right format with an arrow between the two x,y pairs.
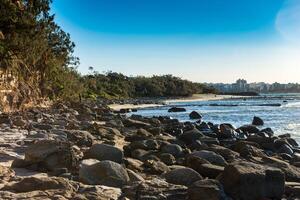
0,0 -> 82,101
83,71 -> 216,99
0,0 -> 215,106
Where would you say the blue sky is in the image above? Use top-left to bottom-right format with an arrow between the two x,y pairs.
52,0 -> 300,83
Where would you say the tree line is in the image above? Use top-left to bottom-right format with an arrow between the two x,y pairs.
0,0 -> 216,105
82,71 -> 216,100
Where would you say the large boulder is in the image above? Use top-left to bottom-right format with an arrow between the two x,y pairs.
18,140 -> 78,172
189,111 -> 202,119
161,143 -> 183,157
168,107 -> 186,112
189,150 -> 227,166
188,179 -> 228,200
180,128 -> 204,144
220,161 -> 285,200
164,167 -> 203,186
252,116 -> 264,126
84,143 -> 124,163
79,160 -> 129,187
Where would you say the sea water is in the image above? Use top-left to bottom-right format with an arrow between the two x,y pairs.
133,93 -> 300,142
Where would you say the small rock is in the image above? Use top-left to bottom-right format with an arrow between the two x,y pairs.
168,107 -> 186,112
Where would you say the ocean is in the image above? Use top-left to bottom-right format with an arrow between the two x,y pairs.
132,93 -> 300,142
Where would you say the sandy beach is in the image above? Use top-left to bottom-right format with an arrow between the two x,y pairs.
108,94 -> 247,110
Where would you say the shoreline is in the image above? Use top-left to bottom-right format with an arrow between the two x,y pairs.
108,93 -> 250,110
0,101 -> 299,199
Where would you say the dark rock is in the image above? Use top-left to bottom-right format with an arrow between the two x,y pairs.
122,178 -> 188,200
260,128 -> 274,137
237,124 -> 260,134
84,143 -> 124,163
252,116 -> 264,126
220,161 -> 285,200
123,119 -> 151,128
219,124 -> 235,139
65,130 -> 95,147
189,150 -> 227,166
180,128 -> 204,144
22,140 -> 78,172
164,167 -> 203,186
2,176 -> 75,193
277,144 -> 294,156
168,107 -> 186,112
161,144 -> 183,157
159,153 -> 176,165
79,160 -> 129,187
144,160 -> 170,175
189,111 -> 202,119
188,179 -> 228,200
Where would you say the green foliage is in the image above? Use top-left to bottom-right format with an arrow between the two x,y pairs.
0,0 -> 82,101
83,71 -> 217,99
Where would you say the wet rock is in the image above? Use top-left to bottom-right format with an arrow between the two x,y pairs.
168,107 -> 186,112
188,179 -> 228,200
220,161 -> 285,200
237,124 -> 260,134
84,143 -> 124,163
277,144 -> 294,156
79,160 -> 129,187
252,116 -> 264,126
260,127 -> 274,137
219,124 -> 236,139
189,111 -> 202,119
189,150 -> 227,166
164,167 -> 202,186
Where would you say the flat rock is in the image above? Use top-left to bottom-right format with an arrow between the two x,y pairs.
220,161 -> 285,200
188,179 -> 228,200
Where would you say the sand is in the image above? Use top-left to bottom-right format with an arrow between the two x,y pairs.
108,94 -> 247,111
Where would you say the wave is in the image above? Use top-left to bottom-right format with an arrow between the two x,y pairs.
283,102 -> 300,108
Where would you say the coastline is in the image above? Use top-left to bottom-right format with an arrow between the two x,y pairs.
108,93 -> 249,110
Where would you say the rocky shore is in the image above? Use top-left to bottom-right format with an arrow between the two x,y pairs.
0,102 -> 300,199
